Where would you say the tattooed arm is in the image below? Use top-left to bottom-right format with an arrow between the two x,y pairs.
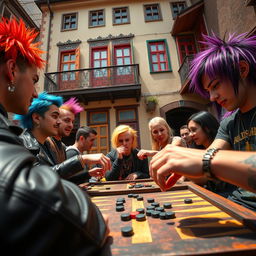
149,145 -> 256,193
212,151 -> 256,192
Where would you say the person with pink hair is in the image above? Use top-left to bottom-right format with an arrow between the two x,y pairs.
46,97 -> 83,164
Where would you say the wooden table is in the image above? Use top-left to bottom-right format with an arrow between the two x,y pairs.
89,181 -> 256,256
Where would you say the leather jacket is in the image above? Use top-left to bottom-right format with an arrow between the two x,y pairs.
0,105 -> 108,254
19,130 -> 85,179
106,148 -> 150,181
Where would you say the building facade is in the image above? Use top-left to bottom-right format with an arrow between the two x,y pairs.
0,0 -> 39,30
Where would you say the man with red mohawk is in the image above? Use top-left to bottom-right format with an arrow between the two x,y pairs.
46,97 -> 83,164
0,18 -> 110,253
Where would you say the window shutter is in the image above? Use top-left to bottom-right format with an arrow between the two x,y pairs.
75,47 -> 80,69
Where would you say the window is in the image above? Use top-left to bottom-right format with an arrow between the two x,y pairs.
113,7 -> 130,25
62,13 -> 78,31
116,107 -> 140,147
91,47 -> 109,87
89,9 -> 105,27
144,4 -> 162,22
91,47 -> 108,77
60,51 -> 76,81
177,35 -> 197,63
59,48 -> 80,90
2,5 -> 12,19
88,111 -> 109,154
170,2 -> 187,18
117,109 -> 136,123
147,40 -> 172,73
114,46 -> 132,75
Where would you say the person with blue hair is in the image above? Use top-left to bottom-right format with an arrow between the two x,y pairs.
15,91 -> 63,131
15,92 -> 110,181
149,32 -> 256,211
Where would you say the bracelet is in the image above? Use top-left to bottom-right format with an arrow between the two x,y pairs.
202,148 -> 219,180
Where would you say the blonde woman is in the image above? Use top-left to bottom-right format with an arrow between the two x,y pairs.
137,117 -> 185,160
137,117 -> 186,186
105,125 -> 149,181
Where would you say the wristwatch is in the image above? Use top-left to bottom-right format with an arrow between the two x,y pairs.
202,148 -> 219,180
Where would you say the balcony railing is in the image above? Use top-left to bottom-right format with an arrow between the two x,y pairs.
178,55 -> 194,86
45,64 -> 140,92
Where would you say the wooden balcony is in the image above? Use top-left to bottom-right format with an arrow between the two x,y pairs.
44,64 -> 141,103
178,55 -> 194,94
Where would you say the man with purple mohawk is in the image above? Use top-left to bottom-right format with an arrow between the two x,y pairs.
149,33 -> 256,211
46,97 -> 83,164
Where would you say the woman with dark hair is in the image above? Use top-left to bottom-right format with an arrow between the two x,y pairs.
188,111 -> 236,196
187,111 -> 219,148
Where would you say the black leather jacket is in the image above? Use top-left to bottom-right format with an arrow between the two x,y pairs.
105,148 -> 150,181
19,130 -> 85,179
0,105 -> 108,254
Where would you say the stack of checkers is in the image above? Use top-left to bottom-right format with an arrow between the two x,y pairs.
128,183 -> 154,189
119,194 -> 193,237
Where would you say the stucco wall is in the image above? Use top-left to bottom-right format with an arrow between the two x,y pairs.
204,0 -> 256,36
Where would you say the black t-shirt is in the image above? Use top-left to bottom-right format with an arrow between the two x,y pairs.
216,107 -> 256,210
216,107 -> 256,151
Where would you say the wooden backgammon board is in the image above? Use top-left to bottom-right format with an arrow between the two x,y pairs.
80,178 -> 186,196
87,181 -> 256,256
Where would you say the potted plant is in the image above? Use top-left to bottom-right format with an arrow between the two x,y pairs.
145,96 -> 158,112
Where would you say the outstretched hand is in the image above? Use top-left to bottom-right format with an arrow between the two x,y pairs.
82,153 -> 111,172
125,173 -> 138,180
149,145 -> 204,191
137,149 -> 157,160
88,167 -> 105,178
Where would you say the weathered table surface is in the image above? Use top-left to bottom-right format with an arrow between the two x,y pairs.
90,181 -> 256,256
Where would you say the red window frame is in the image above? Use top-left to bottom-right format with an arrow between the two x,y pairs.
60,51 -> 76,70
59,49 -> 80,90
91,47 -> 109,87
113,45 -> 134,84
91,47 -> 108,74
149,42 -> 169,72
177,35 -> 197,63
114,45 -> 131,66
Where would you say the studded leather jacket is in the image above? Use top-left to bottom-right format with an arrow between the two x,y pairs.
19,129 -> 85,179
0,105 -> 108,254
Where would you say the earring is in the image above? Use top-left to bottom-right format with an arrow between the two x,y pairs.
8,82 -> 15,92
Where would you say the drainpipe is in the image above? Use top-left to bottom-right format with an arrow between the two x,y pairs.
45,0 -> 53,73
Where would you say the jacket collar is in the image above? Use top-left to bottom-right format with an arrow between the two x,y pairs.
0,104 -> 8,118
0,104 -> 24,136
